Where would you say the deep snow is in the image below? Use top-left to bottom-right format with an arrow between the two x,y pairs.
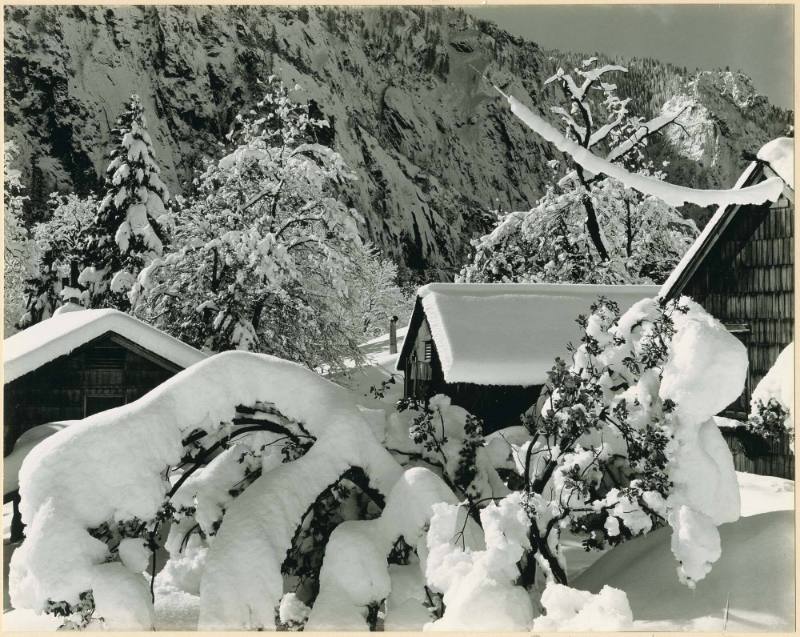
575,508 -> 795,631
3,471 -> 792,631
2,324 -> 794,631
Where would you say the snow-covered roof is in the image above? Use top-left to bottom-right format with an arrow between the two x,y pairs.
757,137 -> 794,190
398,283 -> 659,386
4,309 -> 206,383
661,137 -> 794,300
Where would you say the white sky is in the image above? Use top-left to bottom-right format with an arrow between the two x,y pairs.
467,4 -> 794,110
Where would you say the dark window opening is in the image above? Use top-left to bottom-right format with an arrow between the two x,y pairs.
85,393 -> 126,417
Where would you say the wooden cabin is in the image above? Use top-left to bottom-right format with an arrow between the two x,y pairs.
660,137 -> 794,477
660,138 -> 794,415
397,283 -> 658,433
3,308 -> 206,453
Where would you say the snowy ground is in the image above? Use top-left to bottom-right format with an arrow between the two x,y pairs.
3,471 -> 793,631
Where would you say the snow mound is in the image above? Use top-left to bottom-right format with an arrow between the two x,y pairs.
736,471 -> 794,517
4,423 -> 70,495
757,137 -> 794,190
533,583 -> 633,631
4,309 -> 205,383
306,467 -> 455,630
575,510 -> 795,631
424,492 -> 533,631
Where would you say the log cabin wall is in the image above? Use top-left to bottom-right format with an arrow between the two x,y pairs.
402,318 -> 540,433
682,196 -> 794,414
4,332 -> 180,453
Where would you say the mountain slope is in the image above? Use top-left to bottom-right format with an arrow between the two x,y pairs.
4,6 -> 792,279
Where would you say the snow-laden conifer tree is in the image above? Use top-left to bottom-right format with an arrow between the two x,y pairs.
4,141 -> 35,334
131,78 -> 391,368
18,193 -> 97,327
80,94 -> 171,309
461,61 -> 705,284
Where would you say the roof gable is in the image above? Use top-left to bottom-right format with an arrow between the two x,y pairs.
4,310 -> 206,383
661,138 -> 794,301
398,283 -> 658,386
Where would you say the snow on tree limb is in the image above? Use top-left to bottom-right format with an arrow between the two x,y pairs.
545,65 -> 628,103
605,107 -> 689,161
304,468 -> 456,630
506,95 -> 785,207
198,428 -> 403,630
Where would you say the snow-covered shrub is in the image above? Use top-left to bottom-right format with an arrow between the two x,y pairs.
9,352 -> 469,630
424,492 -> 533,630
418,294 -> 747,630
460,61 -> 698,285
18,193 -> 97,328
4,141 -> 36,334
131,78 -> 384,369
9,296 -> 749,630
532,582 -> 633,631
748,342 -> 794,448
81,94 -> 172,309
389,394 -> 507,504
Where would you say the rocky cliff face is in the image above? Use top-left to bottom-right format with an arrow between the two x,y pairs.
4,6 -> 792,279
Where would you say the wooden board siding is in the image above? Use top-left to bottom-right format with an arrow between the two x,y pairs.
4,332 -> 181,453
682,198 -> 794,413
722,428 -> 794,480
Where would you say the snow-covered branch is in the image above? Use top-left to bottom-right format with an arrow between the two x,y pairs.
605,107 -> 689,162
507,95 -> 785,207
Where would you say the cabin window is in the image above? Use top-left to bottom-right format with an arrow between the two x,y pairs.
86,346 -> 126,369
423,340 -> 432,362
84,392 -> 126,417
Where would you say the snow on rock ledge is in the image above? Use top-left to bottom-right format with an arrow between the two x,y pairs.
10,351 -> 403,630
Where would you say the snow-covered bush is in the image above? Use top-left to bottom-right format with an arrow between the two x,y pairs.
461,61 -> 698,285
9,296 -> 748,630
9,352 -> 410,629
417,295 -> 747,629
131,78 -> 384,368
389,395 -> 507,503
748,342 -> 794,448
81,94 -> 172,309
18,193 -> 97,327
4,141 -> 35,334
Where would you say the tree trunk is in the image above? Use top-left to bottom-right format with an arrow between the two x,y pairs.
582,196 -> 609,262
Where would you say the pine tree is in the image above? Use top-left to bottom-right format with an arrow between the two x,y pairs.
80,94 -> 172,310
